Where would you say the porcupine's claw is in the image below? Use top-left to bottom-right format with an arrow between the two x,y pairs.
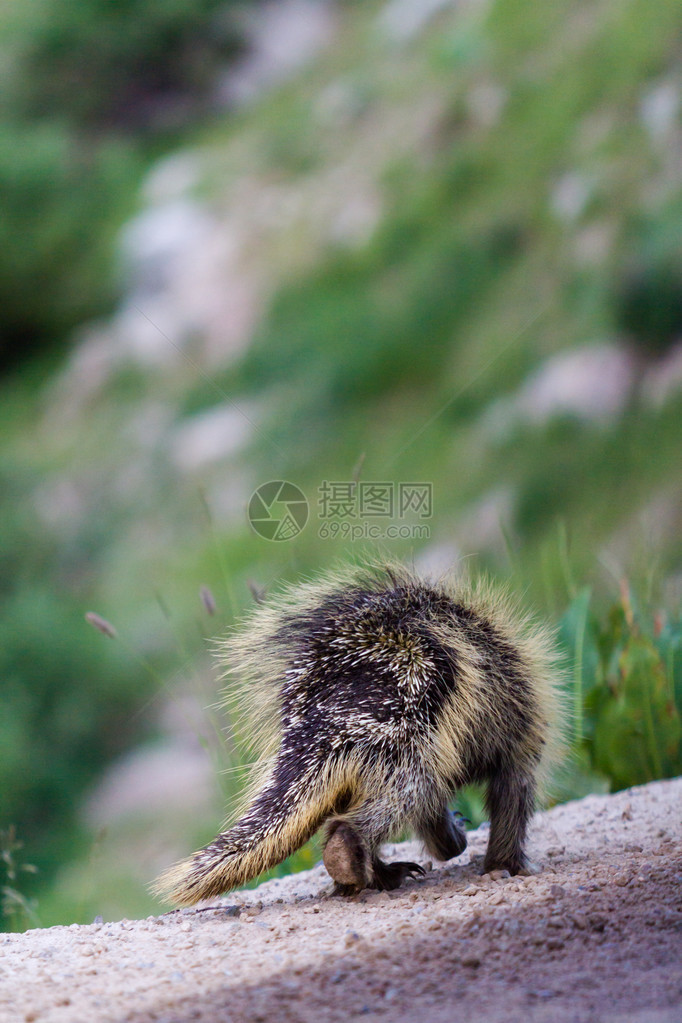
372,859 -> 426,891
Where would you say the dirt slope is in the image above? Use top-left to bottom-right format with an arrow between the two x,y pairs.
1,778 -> 680,1023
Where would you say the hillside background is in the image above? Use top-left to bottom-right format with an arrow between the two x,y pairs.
1,0 -> 681,930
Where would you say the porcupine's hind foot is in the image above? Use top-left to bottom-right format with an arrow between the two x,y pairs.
324,822 -> 371,894
323,821 -> 425,894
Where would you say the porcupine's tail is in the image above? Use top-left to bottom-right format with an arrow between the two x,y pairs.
152,746 -> 354,906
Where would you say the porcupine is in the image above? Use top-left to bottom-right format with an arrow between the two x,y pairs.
154,562 -> 563,904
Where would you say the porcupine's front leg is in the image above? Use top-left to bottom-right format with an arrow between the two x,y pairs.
483,766 -> 535,875
417,805 -> 468,861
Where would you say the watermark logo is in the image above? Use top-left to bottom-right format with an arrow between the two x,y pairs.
319,481 -> 432,521
248,480 -> 432,541
318,481 -> 432,540
248,481 -> 309,541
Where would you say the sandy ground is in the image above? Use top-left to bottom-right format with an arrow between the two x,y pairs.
1,778 -> 680,1023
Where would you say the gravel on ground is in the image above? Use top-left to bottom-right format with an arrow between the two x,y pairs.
1,777 -> 681,1023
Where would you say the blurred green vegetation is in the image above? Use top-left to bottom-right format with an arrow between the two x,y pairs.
1,0 -> 681,929
559,581 -> 681,790
0,126 -> 141,368
7,0 -> 246,128
1,826 -> 40,932
0,0 -> 259,370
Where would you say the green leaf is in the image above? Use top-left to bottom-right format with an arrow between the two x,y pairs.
557,586 -> 600,744
593,633 -> 681,789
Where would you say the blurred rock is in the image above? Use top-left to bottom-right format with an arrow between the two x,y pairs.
85,740 -> 215,826
378,0 -> 458,44
573,221 -> 615,267
329,187 -> 382,247
550,172 -> 594,223
117,192 -> 264,369
141,152 -> 203,206
466,82 -> 507,129
49,326 -> 122,415
455,486 -> 515,554
639,78 -> 681,142
217,0 -> 337,108
486,345 -> 635,430
171,403 -> 255,471
114,299 -> 188,366
121,199 -> 215,300
519,345 -> 634,423
413,541 -> 461,580
314,78 -> 370,129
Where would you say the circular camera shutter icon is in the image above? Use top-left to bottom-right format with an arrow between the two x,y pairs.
248,481 -> 309,541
